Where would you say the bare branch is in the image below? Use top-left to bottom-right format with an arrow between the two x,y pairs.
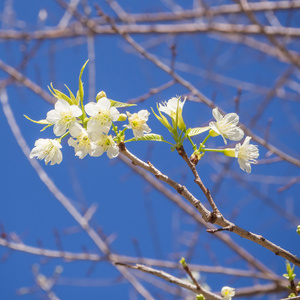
115,262 -> 222,299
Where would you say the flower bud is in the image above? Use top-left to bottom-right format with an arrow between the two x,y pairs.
179,257 -> 187,268
196,295 -> 205,300
96,91 -> 107,101
118,113 -> 127,122
297,225 -> 300,235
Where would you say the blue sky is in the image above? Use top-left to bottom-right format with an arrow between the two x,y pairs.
1,1 -> 300,299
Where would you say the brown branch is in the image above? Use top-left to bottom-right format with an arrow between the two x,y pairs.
115,262 -> 222,299
235,282 -> 286,297
2,22 -> 300,40
118,153 -> 278,276
0,237 -> 281,281
0,59 -> 54,104
278,175 -> 300,193
119,144 -> 300,267
95,6 -> 300,170
0,88 -> 155,300
177,146 -> 221,217
128,1 -> 300,22
250,66 -> 295,127
128,80 -> 176,104
238,0 -> 300,69
118,143 -> 212,222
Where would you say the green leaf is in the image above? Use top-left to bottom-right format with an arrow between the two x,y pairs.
64,84 -> 77,105
40,124 -> 53,132
151,106 -> 173,132
283,274 -> 289,279
109,99 -> 136,108
125,134 -> 164,143
24,115 -> 50,125
188,126 -> 210,137
79,60 -> 89,102
48,83 -> 73,105
76,90 -> 80,104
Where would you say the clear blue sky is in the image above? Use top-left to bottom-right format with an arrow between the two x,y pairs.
1,1 -> 300,299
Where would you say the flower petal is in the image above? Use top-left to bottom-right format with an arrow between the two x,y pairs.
212,107 -> 222,121
85,102 -> 98,116
55,99 -> 70,112
223,113 -> 239,126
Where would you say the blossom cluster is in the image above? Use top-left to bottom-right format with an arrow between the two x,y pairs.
29,95 -> 151,164
28,61 -> 259,173
154,98 -> 259,173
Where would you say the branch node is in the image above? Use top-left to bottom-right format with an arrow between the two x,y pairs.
176,185 -> 184,194
207,225 -> 234,234
176,146 -> 185,157
207,212 -> 217,224
259,235 -> 266,242
118,142 -> 126,152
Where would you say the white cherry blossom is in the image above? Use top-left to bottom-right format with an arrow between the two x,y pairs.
235,136 -> 259,173
46,99 -> 82,136
159,97 -> 185,116
125,110 -> 151,138
209,107 -> 244,144
221,286 -> 235,300
85,97 -> 119,134
68,123 -> 92,159
90,134 -> 119,159
159,96 -> 186,130
30,138 -> 62,165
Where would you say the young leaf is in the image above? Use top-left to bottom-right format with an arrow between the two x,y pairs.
151,106 -> 173,132
40,124 -> 53,132
64,84 -> 77,105
24,115 -> 50,125
125,134 -> 164,143
188,126 -> 210,137
48,83 -> 73,105
110,99 -> 136,108
76,90 -> 80,104
79,60 -> 89,102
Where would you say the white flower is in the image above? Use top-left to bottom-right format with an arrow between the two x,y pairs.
125,110 -> 151,138
235,136 -> 259,173
85,97 -> 119,134
46,99 -> 82,136
90,134 -> 119,159
209,107 -> 244,144
30,138 -> 62,165
159,97 -> 185,116
68,123 -> 92,159
221,286 -> 235,300
159,96 -> 186,130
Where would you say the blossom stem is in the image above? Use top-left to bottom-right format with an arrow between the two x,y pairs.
187,134 -> 197,151
199,133 -> 211,149
202,148 -> 225,153
112,122 -> 118,135
57,131 -> 70,143
80,99 -> 87,122
117,127 -> 128,143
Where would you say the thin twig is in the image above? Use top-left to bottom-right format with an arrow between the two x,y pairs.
114,262 -> 222,299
